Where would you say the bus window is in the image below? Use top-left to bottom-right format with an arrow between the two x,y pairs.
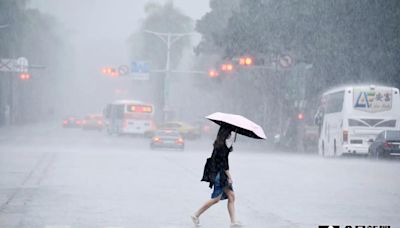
348,119 -> 369,127
375,120 -> 396,128
325,91 -> 344,114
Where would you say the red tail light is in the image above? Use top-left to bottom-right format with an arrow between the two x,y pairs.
176,138 -> 184,144
63,120 -> 68,124
76,120 -> 81,125
384,141 -> 394,149
153,137 -> 161,142
343,130 -> 348,143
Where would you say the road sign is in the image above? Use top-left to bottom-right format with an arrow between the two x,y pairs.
118,65 -> 129,75
16,57 -> 29,72
0,57 -> 29,72
279,55 -> 293,68
0,59 -> 17,72
131,61 -> 149,80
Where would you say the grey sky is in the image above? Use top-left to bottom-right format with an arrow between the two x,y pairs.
28,0 -> 210,74
29,1 -> 209,39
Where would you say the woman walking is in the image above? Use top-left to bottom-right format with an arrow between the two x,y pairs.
191,127 -> 242,227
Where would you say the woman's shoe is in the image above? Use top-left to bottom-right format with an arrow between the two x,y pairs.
191,215 -> 200,226
230,221 -> 242,227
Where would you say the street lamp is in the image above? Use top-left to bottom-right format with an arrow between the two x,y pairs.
143,30 -> 195,121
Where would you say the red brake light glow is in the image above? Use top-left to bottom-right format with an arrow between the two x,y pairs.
384,141 -> 394,149
176,138 -> 184,144
153,137 -> 161,142
343,130 -> 348,143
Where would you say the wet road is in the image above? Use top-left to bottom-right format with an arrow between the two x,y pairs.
0,123 -> 399,228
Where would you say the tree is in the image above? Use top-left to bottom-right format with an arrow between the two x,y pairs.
0,0 -> 71,124
127,1 -> 193,122
194,0 -> 400,141
129,1 -> 193,70
195,0 -> 240,56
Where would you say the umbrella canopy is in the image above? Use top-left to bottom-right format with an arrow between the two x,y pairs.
206,112 -> 266,139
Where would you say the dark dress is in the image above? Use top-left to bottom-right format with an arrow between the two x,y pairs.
201,143 -> 233,200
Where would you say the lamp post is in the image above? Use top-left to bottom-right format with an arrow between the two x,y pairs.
144,30 -> 195,122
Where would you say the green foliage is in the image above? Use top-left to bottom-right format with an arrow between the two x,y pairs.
0,0 -> 70,123
195,0 -> 240,55
129,1 -> 193,70
195,0 -> 400,133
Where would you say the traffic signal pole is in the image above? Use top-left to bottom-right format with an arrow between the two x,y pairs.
144,30 -> 195,122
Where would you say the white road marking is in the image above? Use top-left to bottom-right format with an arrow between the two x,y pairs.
45,225 -> 71,228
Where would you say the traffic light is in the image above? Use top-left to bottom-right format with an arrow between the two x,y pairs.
208,69 -> 219,78
297,112 -> 304,120
110,69 -> 119,77
221,63 -> 234,72
239,57 -> 253,66
101,67 -> 109,75
19,73 -> 30,80
101,67 -> 118,77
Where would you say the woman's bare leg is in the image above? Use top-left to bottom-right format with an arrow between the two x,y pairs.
194,195 -> 221,218
225,190 -> 236,223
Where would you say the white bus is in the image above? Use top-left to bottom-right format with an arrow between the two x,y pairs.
314,85 -> 400,156
104,100 -> 155,135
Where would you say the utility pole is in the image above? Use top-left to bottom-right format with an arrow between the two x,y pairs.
144,30 -> 195,122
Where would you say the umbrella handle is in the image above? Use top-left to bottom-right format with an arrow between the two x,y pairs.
233,130 -> 237,143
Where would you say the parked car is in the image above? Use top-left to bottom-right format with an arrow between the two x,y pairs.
62,116 -> 83,128
82,114 -> 104,131
368,130 -> 400,159
150,129 -> 185,150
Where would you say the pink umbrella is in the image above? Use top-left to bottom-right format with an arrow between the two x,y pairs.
206,112 -> 266,140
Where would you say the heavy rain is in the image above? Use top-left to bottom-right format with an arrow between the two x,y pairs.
0,0 -> 400,227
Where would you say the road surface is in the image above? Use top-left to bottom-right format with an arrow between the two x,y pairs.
0,123 -> 399,227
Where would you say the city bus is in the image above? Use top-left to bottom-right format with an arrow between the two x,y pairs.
104,100 -> 155,135
314,85 -> 400,156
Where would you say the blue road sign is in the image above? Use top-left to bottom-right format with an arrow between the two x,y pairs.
131,61 -> 149,74
130,61 -> 150,80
